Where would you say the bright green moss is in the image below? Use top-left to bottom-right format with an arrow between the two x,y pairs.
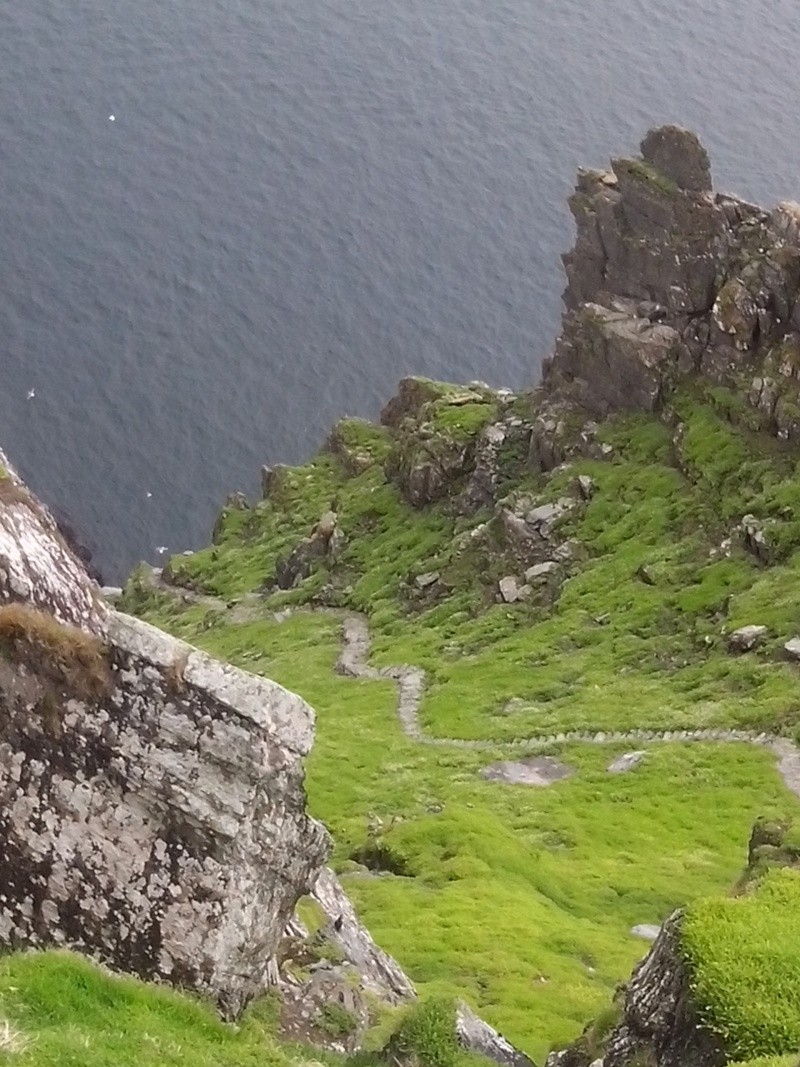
330,418 -> 392,465
729,1057 -> 798,1067
429,401 -> 497,442
682,869 -> 800,1059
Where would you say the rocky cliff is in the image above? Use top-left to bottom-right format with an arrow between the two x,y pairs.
540,124 -> 800,433
146,124 -> 800,1067
0,453 -> 329,1017
5,124 -> 800,1066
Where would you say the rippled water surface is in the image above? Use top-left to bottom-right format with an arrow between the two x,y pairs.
2,0 -> 800,579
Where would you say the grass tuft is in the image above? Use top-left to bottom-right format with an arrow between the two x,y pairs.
0,604 -> 111,702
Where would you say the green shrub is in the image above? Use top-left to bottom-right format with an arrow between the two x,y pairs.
388,997 -> 460,1067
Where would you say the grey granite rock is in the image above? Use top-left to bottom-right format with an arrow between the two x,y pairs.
630,924 -> 661,941
607,752 -> 646,774
0,459 -> 330,1019
728,625 -> 768,653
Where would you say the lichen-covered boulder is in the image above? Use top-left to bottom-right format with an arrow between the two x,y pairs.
0,452 -> 330,1019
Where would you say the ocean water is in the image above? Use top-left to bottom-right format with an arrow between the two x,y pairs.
2,0 -> 800,581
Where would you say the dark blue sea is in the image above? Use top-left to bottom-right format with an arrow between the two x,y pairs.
3,0 -> 800,581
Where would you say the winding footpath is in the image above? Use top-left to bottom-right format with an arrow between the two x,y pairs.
135,571 -> 800,799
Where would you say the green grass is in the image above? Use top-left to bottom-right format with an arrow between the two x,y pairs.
729,1058 -> 797,1067
683,869 -> 800,1059
428,401 -> 497,442
123,383 -> 800,1061
0,950 -> 306,1067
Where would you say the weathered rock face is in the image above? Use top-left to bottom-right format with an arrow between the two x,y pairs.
0,450 -> 107,634
546,125 -> 800,431
381,378 -> 499,507
0,462 -> 330,1019
549,304 -> 683,417
273,511 -> 345,590
603,912 -> 724,1067
296,867 -> 534,1067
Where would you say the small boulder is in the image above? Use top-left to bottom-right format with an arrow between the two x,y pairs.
577,474 -> 595,501
525,561 -> 560,583
316,510 -> 338,539
784,638 -> 800,661
414,571 -> 440,589
636,564 -> 656,586
527,501 -> 570,528
728,625 -> 768,653
607,751 -> 646,774
224,490 -> 249,510
740,514 -> 773,564
499,576 -> 522,603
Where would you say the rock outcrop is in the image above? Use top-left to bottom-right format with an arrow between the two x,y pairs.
381,380 -> 499,507
542,124 -> 800,435
602,912 -> 723,1067
295,866 -> 534,1067
0,458 -> 329,1018
547,913 -> 723,1067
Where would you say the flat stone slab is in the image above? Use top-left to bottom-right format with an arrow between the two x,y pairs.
481,756 -> 573,787
607,751 -> 646,774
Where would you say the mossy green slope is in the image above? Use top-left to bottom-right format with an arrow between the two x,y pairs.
0,950 -> 300,1067
124,380 -> 800,1060
0,952 -> 477,1067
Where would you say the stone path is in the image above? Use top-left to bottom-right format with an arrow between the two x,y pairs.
136,571 -> 800,799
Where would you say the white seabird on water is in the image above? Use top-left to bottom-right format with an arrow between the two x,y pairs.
146,491 -> 153,498
26,389 -> 35,400
109,114 -> 115,122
